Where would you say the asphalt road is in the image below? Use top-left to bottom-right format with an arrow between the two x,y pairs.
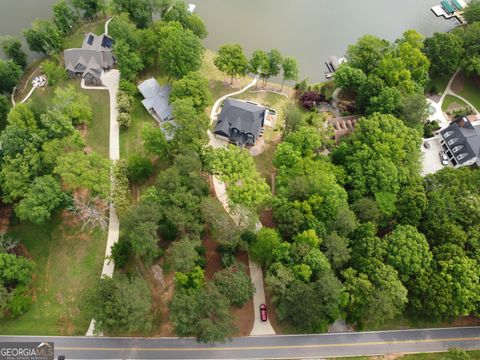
1,327 -> 480,359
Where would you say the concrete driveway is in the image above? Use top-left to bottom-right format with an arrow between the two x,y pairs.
421,137 -> 449,176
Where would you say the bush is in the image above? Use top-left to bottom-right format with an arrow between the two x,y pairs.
294,79 -> 308,92
119,79 -> 137,97
42,59 -> 66,86
221,253 -> 237,268
117,112 -> 131,129
110,239 -> 131,268
423,120 -> 440,138
7,285 -> 32,317
452,106 -> 473,118
241,230 -> 256,245
117,90 -> 132,113
127,154 -> 153,182
112,160 -> 131,217
299,91 -> 326,111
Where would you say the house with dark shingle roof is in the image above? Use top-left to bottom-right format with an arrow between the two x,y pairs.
214,98 -> 266,146
64,32 -> 115,86
440,116 -> 480,168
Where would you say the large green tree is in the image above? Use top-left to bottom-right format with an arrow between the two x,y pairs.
23,20 -> 63,55
84,275 -> 152,334
1,37 -> 27,69
281,56 -> 299,91
170,72 -> 211,113
0,60 -> 22,95
424,32 -> 463,77
213,263 -> 255,308
214,44 -> 249,84
347,35 -> 390,74
169,284 -> 236,343
53,0 -> 80,35
158,22 -> 204,79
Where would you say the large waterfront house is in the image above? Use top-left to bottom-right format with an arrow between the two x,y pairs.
213,98 -> 266,146
440,116 -> 480,168
64,32 -> 115,86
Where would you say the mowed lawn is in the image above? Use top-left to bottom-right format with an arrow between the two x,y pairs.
457,76 -> 480,112
0,215 -> 107,335
442,94 -> 468,112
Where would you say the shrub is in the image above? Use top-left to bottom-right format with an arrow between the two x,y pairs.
117,90 -> 132,113
117,112 -> 131,128
294,79 -> 308,92
7,285 -> 32,317
119,79 -> 137,97
299,91 -> 325,111
127,154 -> 153,182
110,239 -> 131,268
112,160 -> 131,217
42,59 -> 66,86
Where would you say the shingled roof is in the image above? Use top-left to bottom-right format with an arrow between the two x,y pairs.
440,116 -> 480,166
214,98 -> 266,146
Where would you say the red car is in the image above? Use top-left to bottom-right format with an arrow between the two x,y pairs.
260,304 -> 268,322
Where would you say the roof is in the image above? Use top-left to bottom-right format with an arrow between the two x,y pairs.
214,98 -> 266,145
440,117 -> 480,165
82,33 -> 114,51
137,78 -> 173,122
441,0 -> 455,14
64,32 -> 115,76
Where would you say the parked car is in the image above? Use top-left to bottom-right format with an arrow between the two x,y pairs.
439,151 -> 449,165
260,304 -> 268,322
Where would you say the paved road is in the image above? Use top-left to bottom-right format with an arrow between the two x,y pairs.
2,327 -> 479,359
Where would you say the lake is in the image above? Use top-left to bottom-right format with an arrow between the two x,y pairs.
0,0 -> 459,81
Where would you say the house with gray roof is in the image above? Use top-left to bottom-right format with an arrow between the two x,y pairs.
440,116 -> 480,168
64,32 -> 115,86
138,78 -> 173,123
214,98 -> 267,146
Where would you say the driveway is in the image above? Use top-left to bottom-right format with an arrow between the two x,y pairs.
421,137 -> 449,176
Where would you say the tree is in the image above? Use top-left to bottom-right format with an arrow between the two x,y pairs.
275,273 -> 343,332
84,275 -> 152,334
334,64 -> 367,92
249,50 -> 269,86
350,197 -> 381,224
167,237 -> 201,273
23,20 -> 63,55
282,103 -> 306,137
0,60 -> 21,95
463,0 -> 480,23
54,151 -> 110,198
397,93 -> 429,129
323,231 -> 351,271
0,95 -> 9,130
0,253 -> 34,286
14,176 -> 64,225
53,0 -> 80,35
163,1 -> 208,38
141,123 -> 169,157
213,263 -> 255,308
112,0 -> 154,28
395,180 -> 427,226
127,154 -> 153,182
347,35 -> 390,74
249,228 -> 282,266
6,103 -> 36,130
42,59 -> 67,86
170,72 -> 212,113
72,0 -> 105,19
51,85 -> 93,125
264,49 -> 283,87
366,87 -> 402,115
385,225 -> 433,283
114,40 -> 144,82
127,221 -> 159,264
343,264 -> 408,327
214,44 -> 249,84
158,22 -> 204,79
332,113 -> 422,199
169,284 -> 236,343
424,32 -> 463,77
1,37 -> 27,69
112,160 -> 131,217
281,57 -> 299,91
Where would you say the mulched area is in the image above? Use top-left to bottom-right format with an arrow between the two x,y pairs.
259,208 -> 276,228
450,71 -> 466,94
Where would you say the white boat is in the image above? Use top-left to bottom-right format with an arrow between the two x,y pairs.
188,4 -> 196,13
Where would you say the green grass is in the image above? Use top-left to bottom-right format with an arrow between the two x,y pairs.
441,94 -> 468,112
457,76 -> 480,112
429,75 -> 451,95
401,351 -> 480,360
63,19 -> 107,49
82,87 -> 110,157
0,214 -> 107,335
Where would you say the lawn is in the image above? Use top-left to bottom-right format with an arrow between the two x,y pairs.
441,94 -> 468,112
63,19 -> 107,50
0,214 -> 107,335
457,76 -> 480,112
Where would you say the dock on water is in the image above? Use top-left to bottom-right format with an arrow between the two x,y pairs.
431,0 -> 468,24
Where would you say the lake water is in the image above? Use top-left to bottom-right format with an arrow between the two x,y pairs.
0,0 -> 459,81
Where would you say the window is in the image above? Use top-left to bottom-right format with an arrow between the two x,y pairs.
452,145 -> 464,153
447,138 -> 458,146
443,131 -> 454,138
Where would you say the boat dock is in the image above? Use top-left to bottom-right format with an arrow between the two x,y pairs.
431,0 -> 468,23
325,56 -> 346,79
